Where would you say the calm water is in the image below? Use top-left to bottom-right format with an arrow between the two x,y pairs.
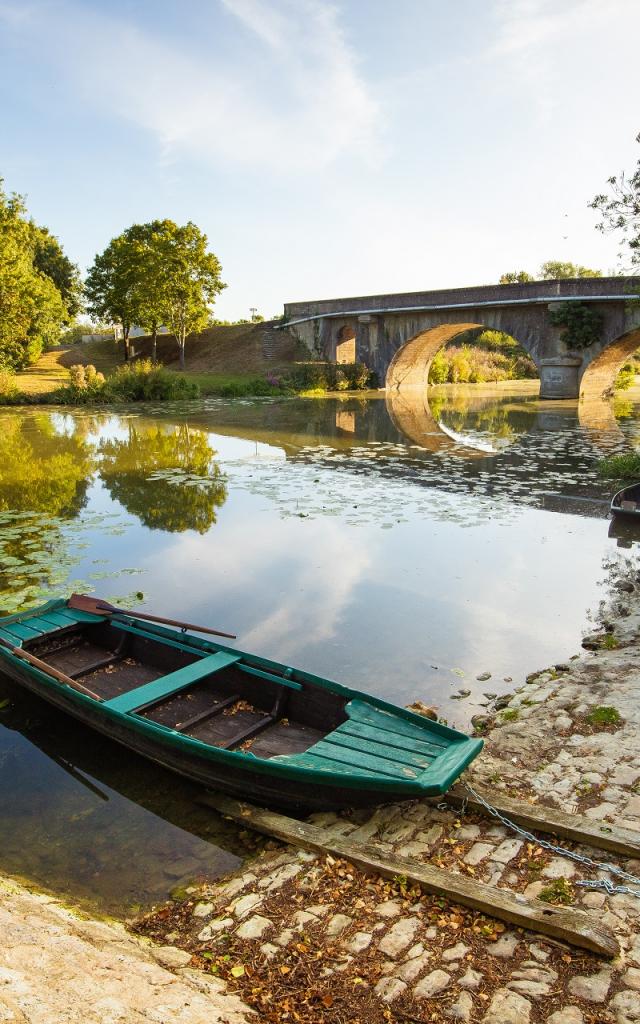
1,384 -> 639,914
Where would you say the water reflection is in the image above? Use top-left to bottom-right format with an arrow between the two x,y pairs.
0,677 -> 249,915
0,415 -> 228,613
99,422 -> 227,534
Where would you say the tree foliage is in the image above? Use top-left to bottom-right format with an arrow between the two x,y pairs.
84,233 -> 141,361
0,181 -> 75,370
590,132 -> 640,269
499,271 -> 534,284
156,221 -> 226,369
31,225 -> 83,316
539,260 -> 601,280
500,261 -> 601,284
85,220 -> 225,368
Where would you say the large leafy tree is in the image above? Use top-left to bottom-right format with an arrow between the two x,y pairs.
157,221 -> 226,369
85,220 -> 225,367
84,233 -> 141,361
31,225 -> 83,317
124,220 -> 171,364
590,132 -> 640,269
0,181 -> 71,370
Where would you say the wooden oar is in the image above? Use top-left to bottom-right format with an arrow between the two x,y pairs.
68,594 -> 236,640
0,635 -> 102,701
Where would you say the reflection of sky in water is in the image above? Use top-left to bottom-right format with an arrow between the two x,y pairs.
1,389 -> 639,911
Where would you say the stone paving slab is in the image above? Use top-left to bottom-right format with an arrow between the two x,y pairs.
0,877 -> 250,1024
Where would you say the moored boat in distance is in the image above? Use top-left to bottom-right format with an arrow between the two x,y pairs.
611,482 -> 640,519
0,597 -> 483,812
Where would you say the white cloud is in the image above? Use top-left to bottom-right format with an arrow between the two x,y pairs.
0,0 -> 378,172
150,504 -> 374,662
488,0 -> 640,122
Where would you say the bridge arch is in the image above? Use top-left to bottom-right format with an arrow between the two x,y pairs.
579,326 -> 640,401
385,322 -> 539,390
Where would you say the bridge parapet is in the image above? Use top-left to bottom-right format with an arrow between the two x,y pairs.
284,278 -> 636,322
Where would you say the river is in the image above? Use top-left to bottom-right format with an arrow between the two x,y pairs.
1,383 -> 638,914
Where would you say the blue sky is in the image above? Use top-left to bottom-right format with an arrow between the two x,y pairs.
1,0 -> 639,320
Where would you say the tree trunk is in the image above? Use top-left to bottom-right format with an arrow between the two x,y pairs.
123,334 -> 130,362
151,326 -> 157,365
179,341 -> 185,370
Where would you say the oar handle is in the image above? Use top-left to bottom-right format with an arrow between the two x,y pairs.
0,636 -> 102,701
104,607 -> 236,640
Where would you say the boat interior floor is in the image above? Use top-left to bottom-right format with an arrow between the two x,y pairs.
26,624 -> 333,760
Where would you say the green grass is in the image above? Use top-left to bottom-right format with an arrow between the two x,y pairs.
14,349 -> 72,395
500,708 -> 519,722
586,705 -> 621,727
598,451 -> 640,481
539,878 -> 574,905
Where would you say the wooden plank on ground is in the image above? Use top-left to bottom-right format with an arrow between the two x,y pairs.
445,784 -> 640,859
201,793 -> 619,958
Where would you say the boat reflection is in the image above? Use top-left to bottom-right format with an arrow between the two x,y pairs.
0,678 -> 250,914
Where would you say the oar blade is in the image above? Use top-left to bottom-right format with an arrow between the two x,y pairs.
68,593 -> 115,616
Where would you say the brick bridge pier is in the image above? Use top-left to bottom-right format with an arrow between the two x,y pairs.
284,278 -> 640,400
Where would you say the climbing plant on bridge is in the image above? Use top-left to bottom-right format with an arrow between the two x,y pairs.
548,302 -> 603,350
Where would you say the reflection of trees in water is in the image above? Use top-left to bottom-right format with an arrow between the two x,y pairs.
99,423 -> 227,534
0,414 -> 97,612
428,390 -> 535,442
0,413 -> 94,516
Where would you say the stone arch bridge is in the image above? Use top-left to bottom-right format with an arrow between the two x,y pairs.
284,278 -> 640,399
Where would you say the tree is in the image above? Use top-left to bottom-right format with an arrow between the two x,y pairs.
31,225 -> 83,317
84,234 -> 141,361
85,220 -> 225,367
499,271 -> 534,284
539,260 -> 601,279
157,221 -> 226,369
590,132 -> 640,269
119,220 -> 171,364
0,181 -> 69,370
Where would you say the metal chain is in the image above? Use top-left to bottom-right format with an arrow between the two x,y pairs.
458,781 -> 640,899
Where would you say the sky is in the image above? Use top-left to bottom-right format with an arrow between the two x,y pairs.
1,0 -> 639,321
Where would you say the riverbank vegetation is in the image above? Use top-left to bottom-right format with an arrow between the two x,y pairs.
598,451 -> 640,481
428,330 -> 538,384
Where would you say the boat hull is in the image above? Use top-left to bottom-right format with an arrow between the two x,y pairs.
0,656 -> 418,812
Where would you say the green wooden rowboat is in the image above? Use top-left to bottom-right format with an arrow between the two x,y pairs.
0,597 -> 483,811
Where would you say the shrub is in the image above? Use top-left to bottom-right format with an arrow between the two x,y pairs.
103,360 -> 199,401
0,368 -> 19,404
615,362 -> 636,390
274,361 -> 374,393
53,359 -> 200,404
428,337 -> 538,384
